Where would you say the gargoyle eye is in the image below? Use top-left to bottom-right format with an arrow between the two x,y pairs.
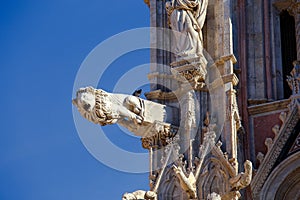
83,104 -> 91,111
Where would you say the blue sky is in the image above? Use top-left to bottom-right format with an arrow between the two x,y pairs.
0,1 -> 151,199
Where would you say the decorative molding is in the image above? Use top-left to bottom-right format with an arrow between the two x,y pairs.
145,72 -> 238,101
170,56 -> 208,88
222,73 -> 239,86
145,89 -> 178,101
247,99 -> 269,106
248,99 -> 290,115
147,72 -> 175,81
214,54 -> 237,65
288,131 -> 300,154
141,125 -> 178,149
260,151 -> 300,200
251,105 -> 300,198
287,61 -> 300,95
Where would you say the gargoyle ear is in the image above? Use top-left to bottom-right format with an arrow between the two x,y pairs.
87,86 -> 94,93
72,99 -> 78,106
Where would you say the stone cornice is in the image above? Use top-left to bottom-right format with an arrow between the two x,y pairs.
215,54 -> 237,65
145,89 -> 177,101
146,72 -> 238,101
147,72 -> 174,81
251,105 -> 300,199
248,99 -> 290,115
222,73 -> 239,86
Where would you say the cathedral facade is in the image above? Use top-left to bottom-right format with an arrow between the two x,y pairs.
73,1 -> 300,199
143,0 -> 300,199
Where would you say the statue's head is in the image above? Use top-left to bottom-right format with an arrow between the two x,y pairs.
244,160 -> 252,173
73,87 -> 96,113
73,87 -> 118,126
165,1 -> 172,9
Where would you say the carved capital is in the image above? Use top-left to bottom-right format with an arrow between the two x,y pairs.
170,56 -> 208,89
141,125 -> 178,149
287,61 -> 300,95
288,1 -> 300,16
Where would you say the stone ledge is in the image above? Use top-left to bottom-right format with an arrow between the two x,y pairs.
223,73 -> 239,86
248,99 -> 290,115
145,89 -> 177,101
147,72 -> 174,81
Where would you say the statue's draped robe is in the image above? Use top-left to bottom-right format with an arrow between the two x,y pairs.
168,0 -> 208,57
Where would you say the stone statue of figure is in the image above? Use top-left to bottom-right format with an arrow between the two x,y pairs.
229,160 -> 253,191
172,165 -> 197,199
166,0 -> 208,58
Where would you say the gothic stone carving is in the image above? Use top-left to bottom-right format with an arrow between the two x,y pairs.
170,56 -> 208,90
197,140 -> 252,200
288,131 -> 300,154
229,160 -> 253,191
287,61 -> 300,95
73,87 -> 178,138
172,165 -> 197,199
122,190 -> 157,200
251,105 -> 300,198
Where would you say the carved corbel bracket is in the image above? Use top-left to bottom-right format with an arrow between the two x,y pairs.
170,56 -> 208,89
141,124 -> 178,149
